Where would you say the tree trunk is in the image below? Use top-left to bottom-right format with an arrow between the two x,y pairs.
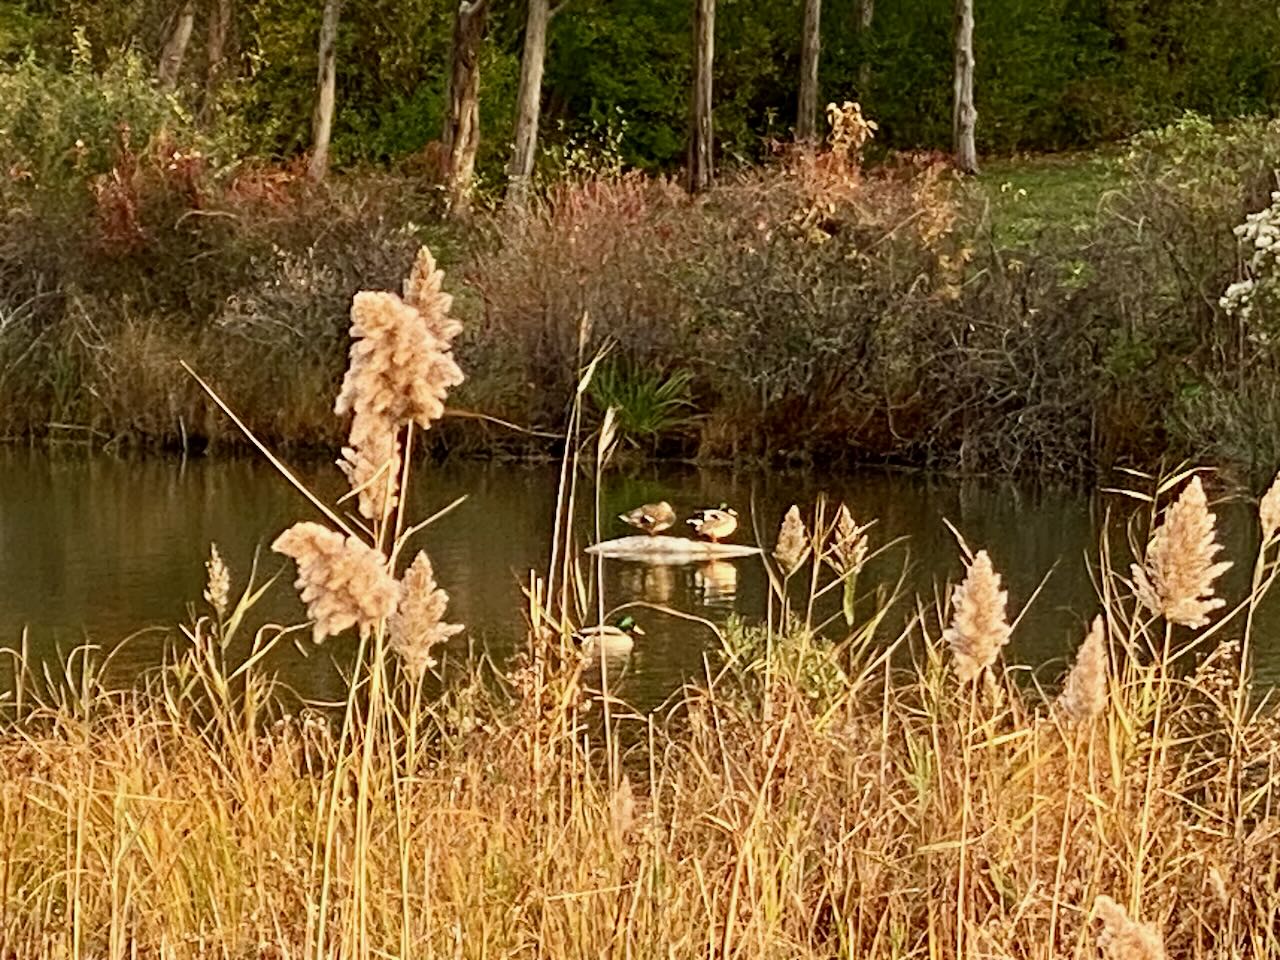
855,0 -> 873,97
506,0 -> 550,206
204,0 -> 233,101
952,0 -> 978,174
796,0 -> 821,141
687,0 -> 715,193
443,0 -> 489,214
307,0 -> 343,182
157,0 -> 196,91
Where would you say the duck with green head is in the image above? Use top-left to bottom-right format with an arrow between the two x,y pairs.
574,614 -> 645,658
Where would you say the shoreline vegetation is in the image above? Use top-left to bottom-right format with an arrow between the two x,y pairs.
3,47 -> 1280,481
3,249 -> 1280,958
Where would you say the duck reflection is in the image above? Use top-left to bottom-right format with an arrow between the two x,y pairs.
617,562 -> 678,606
695,560 -> 738,608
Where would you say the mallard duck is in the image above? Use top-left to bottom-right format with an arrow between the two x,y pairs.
687,504 -> 739,543
618,501 -> 677,536
574,615 -> 646,658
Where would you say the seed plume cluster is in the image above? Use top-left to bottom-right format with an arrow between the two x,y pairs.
774,505 -> 811,576
1260,471 -> 1280,543
388,551 -> 463,680
1131,476 -> 1232,628
335,248 -> 464,521
1057,615 -> 1107,723
203,542 -> 230,619
945,549 -> 1011,683
271,249 -> 466,657
828,503 -> 869,576
1093,896 -> 1166,960
272,522 -> 400,643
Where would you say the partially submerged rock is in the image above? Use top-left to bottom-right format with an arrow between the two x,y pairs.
586,535 -> 761,564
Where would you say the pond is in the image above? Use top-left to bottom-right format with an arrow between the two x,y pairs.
1,451 -> 1276,710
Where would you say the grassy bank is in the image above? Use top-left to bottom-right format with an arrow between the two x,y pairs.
3,67 -> 1280,478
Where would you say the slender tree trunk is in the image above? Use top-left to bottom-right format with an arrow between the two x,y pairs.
204,0 -> 233,101
443,0 -> 489,214
506,0 -> 550,206
157,0 -> 197,91
952,0 -> 978,174
855,0 -> 873,96
308,0 -> 343,182
687,0 -> 715,192
796,0 -> 821,141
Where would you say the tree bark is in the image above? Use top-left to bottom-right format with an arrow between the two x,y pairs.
855,0 -> 873,97
443,0 -> 489,214
687,0 -> 715,193
307,0 -> 343,182
204,0 -> 233,101
506,0 -> 550,206
796,0 -> 821,141
157,0 -> 197,91
952,0 -> 978,174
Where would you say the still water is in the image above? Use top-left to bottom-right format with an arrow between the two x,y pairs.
2,451 -> 1276,709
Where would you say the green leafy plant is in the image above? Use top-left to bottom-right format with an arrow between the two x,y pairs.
587,360 -> 695,447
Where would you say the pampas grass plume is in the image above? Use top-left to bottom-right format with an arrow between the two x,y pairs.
1057,615 -> 1107,722
203,542 -> 230,619
272,522 -> 399,643
829,503 -> 869,576
388,550 -> 463,680
1260,470 -> 1280,543
945,549 -> 1012,683
774,505 -> 811,576
1131,476 -> 1232,628
1093,895 -> 1166,960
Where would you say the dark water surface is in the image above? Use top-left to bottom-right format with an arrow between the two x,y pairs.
2,451 -> 1277,709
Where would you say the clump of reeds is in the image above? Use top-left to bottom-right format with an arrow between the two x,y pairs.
1131,475 -> 1231,628
944,549 -> 1012,683
1056,614 -> 1108,722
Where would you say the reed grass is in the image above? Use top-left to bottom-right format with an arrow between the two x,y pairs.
3,256 -> 1280,959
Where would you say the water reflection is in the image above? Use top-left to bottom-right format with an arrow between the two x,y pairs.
2,450 -> 1278,712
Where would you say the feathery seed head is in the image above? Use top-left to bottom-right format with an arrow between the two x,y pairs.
1260,471 -> 1280,542
1057,615 -> 1108,723
388,551 -> 463,681
403,247 -> 463,342
337,424 -> 402,522
203,542 -> 230,619
1130,476 -> 1232,628
272,522 -> 398,643
774,505 -> 811,576
945,549 -> 1012,683
333,249 -> 464,521
1093,895 -> 1166,960
828,503 -> 870,576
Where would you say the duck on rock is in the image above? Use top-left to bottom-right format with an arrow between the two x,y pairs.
687,505 -> 739,543
618,501 -> 677,536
